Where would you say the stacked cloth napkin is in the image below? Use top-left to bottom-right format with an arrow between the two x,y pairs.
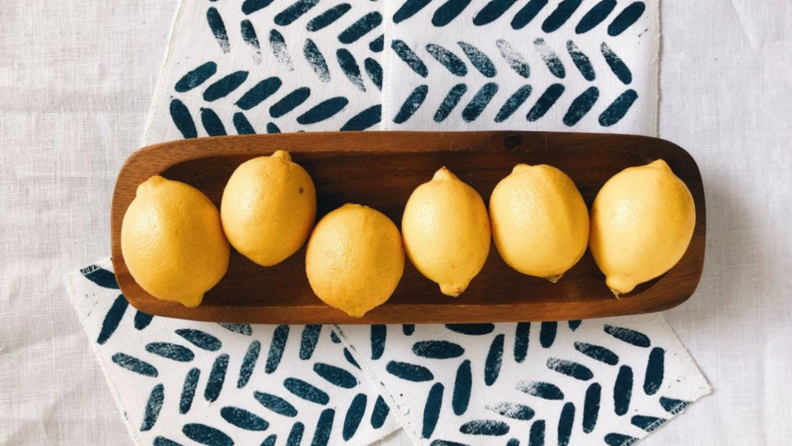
66,1 -> 710,445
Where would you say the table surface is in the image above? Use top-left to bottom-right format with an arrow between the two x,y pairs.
1,1 -> 790,445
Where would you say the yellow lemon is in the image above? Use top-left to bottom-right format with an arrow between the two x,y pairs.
221,150 -> 316,267
305,204 -> 404,318
489,164 -> 589,281
590,159 -> 695,295
402,167 -> 491,297
121,176 -> 230,307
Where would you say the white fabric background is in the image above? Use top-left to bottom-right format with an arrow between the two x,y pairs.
0,0 -> 790,445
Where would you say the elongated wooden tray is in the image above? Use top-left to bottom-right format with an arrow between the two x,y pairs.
111,131 -> 705,324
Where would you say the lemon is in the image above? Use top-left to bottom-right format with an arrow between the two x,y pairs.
590,159 -> 695,295
489,164 -> 589,281
305,204 -> 404,318
402,167 -> 491,297
221,150 -> 316,267
121,176 -> 230,307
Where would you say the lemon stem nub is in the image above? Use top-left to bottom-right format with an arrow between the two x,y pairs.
432,166 -> 457,181
546,274 -> 563,284
440,283 -> 465,297
181,293 -> 204,308
271,150 -> 291,161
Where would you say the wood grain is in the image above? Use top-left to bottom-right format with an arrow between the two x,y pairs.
111,131 -> 706,324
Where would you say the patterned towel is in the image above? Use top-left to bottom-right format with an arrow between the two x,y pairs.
149,0 -> 656,140
336,320 -> 710,445
66,1 -> 710,445
66,260 -> 400,446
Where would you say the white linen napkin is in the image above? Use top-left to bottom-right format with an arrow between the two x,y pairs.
65,260 -> 400,446
336,318 -> 710,446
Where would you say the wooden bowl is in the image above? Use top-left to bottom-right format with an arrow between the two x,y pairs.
111,131 -> 705,324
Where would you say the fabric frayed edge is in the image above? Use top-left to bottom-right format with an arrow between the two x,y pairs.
620,383 -> 712,446
654,0 -> 663,137
380,3 -> 394,131
621,313 -> 713,445
63,258 -> 146,446
141,0 -> 188,148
